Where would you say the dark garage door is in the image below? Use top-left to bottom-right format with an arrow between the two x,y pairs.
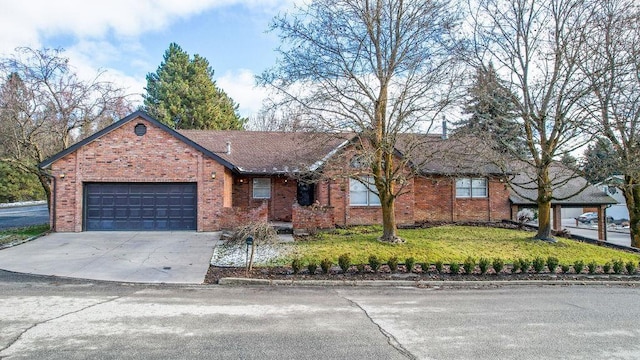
84,183 -> 197,231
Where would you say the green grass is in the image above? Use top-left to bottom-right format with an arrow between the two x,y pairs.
283,225 -> 640,266
0,224 -> 49,246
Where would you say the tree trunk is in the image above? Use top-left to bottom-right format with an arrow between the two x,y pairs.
535,166 -> 553,241
37,171 -> 52,212
623,176 -> 640,248
536,200 -> 552,240
380,195 -> 398,242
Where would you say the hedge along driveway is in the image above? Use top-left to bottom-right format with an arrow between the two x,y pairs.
284,226 -> 640,265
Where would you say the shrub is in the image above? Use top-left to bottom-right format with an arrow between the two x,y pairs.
532,257 -> 545,273
546,257 -> 559,274
587,261 -> 598,275
320,258 -> 332,274
492,258 -> 504,274
516,208 -> 534,224
560,264 -> 571,274
511,259 -> 521,273
434,260 -> 443,273
230,221 -> 278,244
387,256 -> 399,273
369,255 -> 381,272
463,257 -> 476,275
519,258 -> 531,273
419,262 -> 429,273
449,262 -> 460,274
625,261 -> 637,275
338,253 -> 351,273
405,257 -> 416,273
356,263 -> 366,273
291,258 -> 302,274
307,261 -> 318,275
478,257 -> 491,275
613,259 -> 625,274
573,260 -> 585,274
602,262 -> 611,274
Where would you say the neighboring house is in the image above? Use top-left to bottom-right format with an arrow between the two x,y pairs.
595,176 -> 629,221
39,111 -> 517,232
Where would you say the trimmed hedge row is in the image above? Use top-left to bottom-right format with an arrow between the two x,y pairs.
291,255 -> 640,275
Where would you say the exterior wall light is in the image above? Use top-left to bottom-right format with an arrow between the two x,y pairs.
211,172 -> 217,179
60,173 -> 66,179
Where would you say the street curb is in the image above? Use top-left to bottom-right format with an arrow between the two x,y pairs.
218,277 -> 640,287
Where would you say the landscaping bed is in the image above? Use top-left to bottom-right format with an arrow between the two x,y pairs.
207,224 -> 640,284
0,224 -> 49,247
205,264 -> 640,284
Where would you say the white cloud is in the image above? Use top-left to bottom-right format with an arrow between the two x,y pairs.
217,69 -> 268,118
0,0 -> 296,117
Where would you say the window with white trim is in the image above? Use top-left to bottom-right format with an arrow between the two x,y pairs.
349,176 -> 381,206
253,178 -> 271,199
456,178 -> 488,198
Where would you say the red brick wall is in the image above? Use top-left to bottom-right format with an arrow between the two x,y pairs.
316,174 -> 511,226
49,116 -> 227,231
272,178 -> 296,221
232,176 -> 297,221
414,177 -> 454,221
453,178 -> 510,221
218,201 -> 269,229
292,202 -> 334,230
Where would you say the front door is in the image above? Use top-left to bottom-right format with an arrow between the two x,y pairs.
297,182 -> 315,206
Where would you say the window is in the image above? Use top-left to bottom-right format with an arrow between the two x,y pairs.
456,178 -> 488,198
253,178 -> 271,199
350,176 -> 380,206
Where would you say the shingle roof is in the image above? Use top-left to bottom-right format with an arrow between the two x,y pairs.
395,133 -> 512,176
509,162 -> 617,206
178,130 -> 351,174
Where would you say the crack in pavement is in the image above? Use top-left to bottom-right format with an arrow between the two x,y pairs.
0,295 -> 124,358
339,294 -> 416,360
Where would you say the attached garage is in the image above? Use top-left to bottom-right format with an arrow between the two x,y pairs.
84,183 -> 197,231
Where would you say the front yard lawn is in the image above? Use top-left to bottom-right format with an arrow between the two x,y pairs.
284,225 -> 640,266
0,224 -> 49,246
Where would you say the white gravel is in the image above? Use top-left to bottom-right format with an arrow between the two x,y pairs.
211,242 -> 291,267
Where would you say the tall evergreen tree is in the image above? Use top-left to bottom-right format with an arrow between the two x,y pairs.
582,137 -> 620,184
144,43 -> 246,130
457,63 -> 524,154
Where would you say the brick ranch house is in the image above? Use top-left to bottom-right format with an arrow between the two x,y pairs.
39,111 -> 518,232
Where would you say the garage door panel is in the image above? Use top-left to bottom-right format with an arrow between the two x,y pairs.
84,183 -> 197,231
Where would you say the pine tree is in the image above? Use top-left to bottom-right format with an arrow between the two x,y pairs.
143,43 -> 246,130
582,137 -> 621,184
457,63 -> 524,154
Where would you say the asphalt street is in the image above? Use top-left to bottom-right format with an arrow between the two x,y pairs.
1,271 -> 639,359
0,204 -> 49,230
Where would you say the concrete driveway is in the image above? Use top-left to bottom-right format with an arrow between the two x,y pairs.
0,231 -> 221,284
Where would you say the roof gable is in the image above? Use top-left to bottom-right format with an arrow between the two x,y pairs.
38,111 -> 236,170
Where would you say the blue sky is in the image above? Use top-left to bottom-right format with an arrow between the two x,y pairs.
0,0 -> 296,118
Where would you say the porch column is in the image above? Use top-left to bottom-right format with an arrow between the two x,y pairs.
597,205 -> 606,241
552,204 -> 562,231
511,204 -> 519,221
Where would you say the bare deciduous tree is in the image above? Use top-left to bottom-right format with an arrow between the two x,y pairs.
470,0 -> 596,240
260,0 -> 462,242
581,0 -> 640,247
0,47 -> 133,209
